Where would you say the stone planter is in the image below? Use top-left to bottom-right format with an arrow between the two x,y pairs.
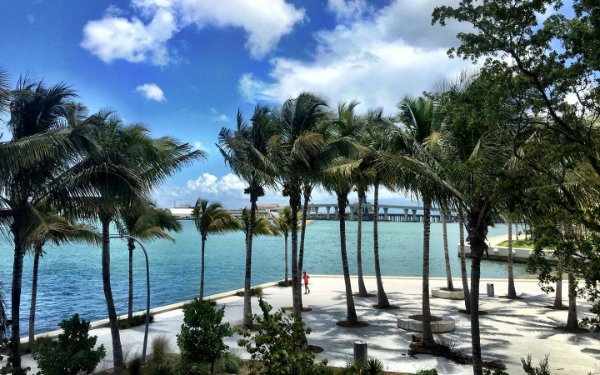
397,315 -> 455,333
431,287 -> 465,300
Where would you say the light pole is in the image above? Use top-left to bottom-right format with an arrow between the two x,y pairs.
110,234 -> 151,362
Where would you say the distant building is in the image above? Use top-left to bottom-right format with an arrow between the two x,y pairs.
167,203 -> 280,220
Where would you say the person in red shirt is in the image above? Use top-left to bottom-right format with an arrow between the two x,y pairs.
303,271 -> 310,294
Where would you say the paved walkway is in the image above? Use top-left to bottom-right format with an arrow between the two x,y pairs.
17,276 -> 600,374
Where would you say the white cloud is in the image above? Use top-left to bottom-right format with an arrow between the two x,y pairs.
186,172 -> 245,196
135,83 -> 166,102
326,0 -> 371,20
82,0 -> 305,65
210,108 -> 229,122
238,0 -> 471,113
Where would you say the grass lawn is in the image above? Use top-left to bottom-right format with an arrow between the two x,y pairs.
496,239 -> 534,249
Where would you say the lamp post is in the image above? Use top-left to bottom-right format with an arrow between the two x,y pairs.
110,235 -> 151,362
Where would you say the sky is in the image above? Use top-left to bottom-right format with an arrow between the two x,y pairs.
1,0 -> 488,208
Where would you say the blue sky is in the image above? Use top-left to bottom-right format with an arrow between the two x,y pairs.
0,0 -> 565,208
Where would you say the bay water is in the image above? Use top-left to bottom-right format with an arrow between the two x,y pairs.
0,220 -> 522,335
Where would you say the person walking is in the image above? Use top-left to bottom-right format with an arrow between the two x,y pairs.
303,271 -> 310,294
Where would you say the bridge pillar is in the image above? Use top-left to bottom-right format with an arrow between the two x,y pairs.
403,208 -> 408,222
313,206 -> 318,219
412,209 -> 417,222
334,206 -> 339,219
350,205 -> 356,221
325,206 -> 331,220
383,207 -> 389,221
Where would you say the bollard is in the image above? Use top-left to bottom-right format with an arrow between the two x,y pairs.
353,341 -> 368,368
486,283 -> 494,297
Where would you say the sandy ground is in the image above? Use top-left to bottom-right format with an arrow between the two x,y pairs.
16,276 -> 600,375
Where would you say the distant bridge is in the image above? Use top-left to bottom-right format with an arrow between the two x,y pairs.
307,203 -> 446,222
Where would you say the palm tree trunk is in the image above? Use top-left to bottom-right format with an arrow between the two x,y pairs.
338,191 -> 358,324
284,233 -> 289,284
421,198 -> 434,346
128,238 -> 135,324
298,184 -> 311,308
356,187 -> 368,296
289,185 -> 302,319
466,210 -> 488,375
566,270 -> 578,329
554,258 -> 563,309
200,237 -> 206,301
10,222 -> 24,369
243,191 -> 258,327
101,217 -> 124,374
373,183 -> 390,307
442,208 -> 453,291
29,244 -> 42,344
507,218 -> 517,299
459,213 -> 471,313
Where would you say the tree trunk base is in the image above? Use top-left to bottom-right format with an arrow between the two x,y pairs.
354,292 -> 376,298
336,321 -> 369,328
457,309 -> 488,316
372,304 -> 400,310
553,325 -> 589,333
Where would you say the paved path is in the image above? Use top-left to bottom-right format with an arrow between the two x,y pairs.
17,276 -> 600,374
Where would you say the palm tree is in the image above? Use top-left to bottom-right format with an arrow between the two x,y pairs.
1,78 -> 83,368
119,199 -> 181,323
355,183 -> 369,296
27,203 -> 98,343
435,70 -> 515,375
276,206 -> 292,284
70,112 -> 203,374
193,199 -> 240,300
361,110 -> 397,308
241,208 -> 277,238
458,211 -> 471,312
398,96 -> 440,346
269,93 -> 328,319
218,106 -> 275,327
441,205 -> 454,291
506,216 -> 517,299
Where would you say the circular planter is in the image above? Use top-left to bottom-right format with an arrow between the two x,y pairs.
397,314 -> 455,333
432,287 -> 465,300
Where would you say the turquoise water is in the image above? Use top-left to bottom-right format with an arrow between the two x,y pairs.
0,220 -> 521,335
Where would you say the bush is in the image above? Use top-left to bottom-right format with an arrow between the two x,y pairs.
238,298 -> 326,375
177,299 -> 232,374
341,358 -> 384,375
32,314 -> 105,375
416,370 -> 438,375
218,351 -> 241,374
117,313 -> 154,329
521,354 -> 550,375
235,287 -> 262,297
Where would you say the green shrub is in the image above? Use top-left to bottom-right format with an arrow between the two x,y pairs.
218,351 -> 241,374
117,313 -> 154,329
149,336 -> 171,365
416,369 -> 438,375
521,354 -> 550,375
341,358 -> 384,375
32,314 -> 105,375
238,298 -> 326,375
235,287 -> 262,297
146,363 -> 177,375
483,369 -> 509,375
177,299 -> 232,374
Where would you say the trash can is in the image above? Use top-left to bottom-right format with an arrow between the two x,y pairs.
353,341 -> 367,368
486,283 -> 494,297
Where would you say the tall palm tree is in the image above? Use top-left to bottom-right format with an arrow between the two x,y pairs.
119,199 -> 182,323
458,211 -> 471,312
435,70 -> 515,375
361,110 -> 397,308
276,206 -> 292,284
506,216 -> 517,299
320,102 -> 369,325
70,112 -> 203,374
441,205 -> 454,291
193,199 -> 240,300
355,183 -> 369,296
1,78 -> 83,369
218,106 -> 275,327
269,93 -> 328,319
27,203 -> 98,343
398,96 -> 440,346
